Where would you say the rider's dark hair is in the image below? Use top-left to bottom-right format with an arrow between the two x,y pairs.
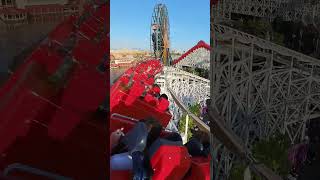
152,84 -> 160,88
160,94 -> 168,100
206,99 -> 211,106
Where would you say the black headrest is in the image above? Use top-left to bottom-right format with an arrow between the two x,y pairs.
120,122 -> 148,153
163,132 -> 183,142
184,138 -> 205,157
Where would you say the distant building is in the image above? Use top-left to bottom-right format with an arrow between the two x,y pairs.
126,55 -> 134,59
15,0 -> 67,9
0,7 -> 27,29
0,0 -> 15,7
24,0 -> 80,24
0,0 -> 80,30
25,4 -> 65,24
111,58 -> 136,69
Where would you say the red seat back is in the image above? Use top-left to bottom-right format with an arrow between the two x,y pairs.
48,66 -> 106,140
185,157 -> 210,180
35,47 -> 64,74
111,91 -> 171,128
48,16 -> 76,44
72,39 -> 103,66
64,67 -> 105,109
0,89 -> 49,154
144,94 -> 158,106
110,170 -> 132,180
150,145 -> 191,180
156,98 -> 169,112
124,81 -> 145,106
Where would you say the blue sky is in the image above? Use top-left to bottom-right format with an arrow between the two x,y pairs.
110,0 -> 209,51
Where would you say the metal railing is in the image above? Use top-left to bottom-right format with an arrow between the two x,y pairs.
167,87 -> 283,180
3,163 -> 72,180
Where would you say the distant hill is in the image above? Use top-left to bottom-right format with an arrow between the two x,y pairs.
111,49 -> 152,62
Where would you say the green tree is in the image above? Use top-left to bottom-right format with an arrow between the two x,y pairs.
251,133 -> 291,177
246,19 -> 272,39
230,133 -> 291,179
230,162 -> 262,180
273,32 -> 285,46
178,114 -> 195,140
229,162 -> 246,180
178,103 -> 201,140
189,103 -> 201,116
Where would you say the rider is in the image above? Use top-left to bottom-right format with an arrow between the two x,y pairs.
110,117 -> 162,179
156,94 -> 169,112
287,118 -> 320,179
141,83 -> 161,106
202,99 -> 211,126
185,130 -> 210,157
147,84 -> 161,98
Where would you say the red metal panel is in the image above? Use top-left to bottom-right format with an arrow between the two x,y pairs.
92,4 -> 106,22
72,39 -> 103,66
185,157 -> 210,180
0,3 -> 109,179
110,170 -> 132,180
150,146 -> 191,180
79,23 -> 97,40
0,89 -> 49,154
48,66 -> 106,140
34,46 -> 64,74
48,16 -> 76,44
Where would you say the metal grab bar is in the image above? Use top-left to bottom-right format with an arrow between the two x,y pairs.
30,91 -> 63,110
3,163 -> 73,180
111,113 -> 139,123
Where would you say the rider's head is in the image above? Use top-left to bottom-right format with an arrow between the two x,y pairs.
159,94 -> 168,100
206,99 -> 211,107
151,84 -> 161,96
152,84 -> 160,90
